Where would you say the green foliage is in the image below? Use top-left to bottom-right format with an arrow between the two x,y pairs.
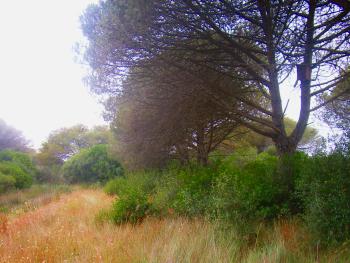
62,144 -> 123,184
296,151 -> 350,246
171,165 -> 216,217
0,173 -> 16,193
103,148 -> 350,247
110,191 -> 150,224
0,162 -> 32,189
0,150 -> 37,178
105,171 -> 159,224
210,152 -> 288,223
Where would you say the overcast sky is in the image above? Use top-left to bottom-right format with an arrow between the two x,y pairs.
0,0 -> 330,150
0,0 -> 104,149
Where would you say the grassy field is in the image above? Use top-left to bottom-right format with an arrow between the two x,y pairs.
0,189 -> 349,262
0,185 -> 71,214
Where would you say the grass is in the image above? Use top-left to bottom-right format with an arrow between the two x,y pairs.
0,189 -> 349,262
0,184 -> 72,214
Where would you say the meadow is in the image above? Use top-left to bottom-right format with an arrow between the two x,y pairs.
0,187 -> 349,263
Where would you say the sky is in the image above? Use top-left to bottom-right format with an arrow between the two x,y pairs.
0,0 -> 330,150
0,0 -> 104,149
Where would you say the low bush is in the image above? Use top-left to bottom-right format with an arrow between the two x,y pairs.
104,171 -> 159,223
0,150 -> 37,179
209,152 -> 287,223
110,191 -> 151,224
103,148 -> 350,248
0,162 -> 33,189
0,173 -> 16,193
297,151 -> 350,246
171,165 -> 216,217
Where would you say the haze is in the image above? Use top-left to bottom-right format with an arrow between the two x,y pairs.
0,0 -> 104,149
0,0 -> 330,150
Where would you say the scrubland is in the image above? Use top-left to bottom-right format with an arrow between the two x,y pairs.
0,188 -> 348,263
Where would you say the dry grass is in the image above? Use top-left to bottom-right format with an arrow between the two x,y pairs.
0,184 -> 71,214
0,189 -> 349,263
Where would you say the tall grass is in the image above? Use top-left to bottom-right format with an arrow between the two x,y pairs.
0,184 -> 71,214
0,189 -> 348,262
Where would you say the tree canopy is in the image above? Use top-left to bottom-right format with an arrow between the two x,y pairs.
36,124 -> 112,166
81,0 -> 350,156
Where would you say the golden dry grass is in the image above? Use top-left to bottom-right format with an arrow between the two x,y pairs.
0,189 -> 238,263
0,189 -> 348,263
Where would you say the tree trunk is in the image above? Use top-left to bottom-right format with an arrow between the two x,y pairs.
196,126 -> 209,166
274,136 -> 298,156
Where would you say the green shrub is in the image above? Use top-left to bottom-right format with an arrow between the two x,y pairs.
104,177 -> 126,195
297,151 -> 350,246
0,150 -> 37,178
110,190 -> 150,224
0,162 -> 33,189
105,171 -> 159,223
171,165 -> 216,217
209,152 -> 288,222
62,144 -> 123,183
0,173 -> 16,193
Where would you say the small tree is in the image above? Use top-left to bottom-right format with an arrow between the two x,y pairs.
61,145 -> 123,184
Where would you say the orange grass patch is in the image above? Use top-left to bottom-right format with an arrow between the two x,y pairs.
0,189 -> 347,263
0,190 -> 237,263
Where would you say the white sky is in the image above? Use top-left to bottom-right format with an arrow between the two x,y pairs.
0,0 -> 104,149
0,0 -> 330,150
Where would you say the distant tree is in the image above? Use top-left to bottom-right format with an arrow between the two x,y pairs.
36,124 -> 112,166
81,0 -> 350,155
35,125 -> 112,183
0,119 -> 30,152
61,144 -> 123,184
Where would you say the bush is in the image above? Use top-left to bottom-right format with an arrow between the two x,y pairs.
297,151 -> 350,246
110,191 -> 150,224
0,162 -> 33,189
0,150 -> 37,179
106,171 -> 159,223
0,173 -> 16,193
62,144 -> 123,183
209,152 -> 289,222
171,165 -> 216,217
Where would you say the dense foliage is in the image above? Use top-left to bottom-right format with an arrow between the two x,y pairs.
0,150 -> 35,193
0,150 -> 37,178
62,144 -> 123,184
36,125 -> 113,183
296,150 -> 350,246
0,162 -> 33,190
81,0 -> 350,155
103,148 -> 350,246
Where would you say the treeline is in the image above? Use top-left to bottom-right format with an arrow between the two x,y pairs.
0,120 -> 123,193
76,0 -> 350,249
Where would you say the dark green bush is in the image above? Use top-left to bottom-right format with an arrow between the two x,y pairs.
297,151 -> 350,246
62,144 -> 123,183
0,162 -> 33,189
209,152 -> 289,222
171,165 -> 216,217
0,173 -> 16,193
106,171 -> 159,223
110,190 -> 151,224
